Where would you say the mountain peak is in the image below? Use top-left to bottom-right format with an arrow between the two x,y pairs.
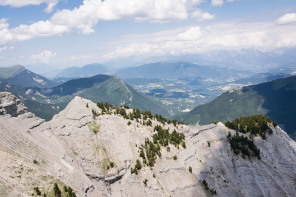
52,96 -> 99,121
0,65 -> 25,79
12,65 -> 25,70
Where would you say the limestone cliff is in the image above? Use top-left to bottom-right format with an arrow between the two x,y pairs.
0,92 -> 295,197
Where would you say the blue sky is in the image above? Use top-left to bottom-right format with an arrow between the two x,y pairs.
0,0 -> 296,68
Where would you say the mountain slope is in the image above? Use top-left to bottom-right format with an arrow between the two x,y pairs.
55,63 -> 108,78
70,76 -> 170,116
1,92 -> 296,196
0,65 -> 58,88
0,74 -> 169,120
182,75 -> 296,139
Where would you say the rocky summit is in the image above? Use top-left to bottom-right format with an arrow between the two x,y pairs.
0,91 -> 296,197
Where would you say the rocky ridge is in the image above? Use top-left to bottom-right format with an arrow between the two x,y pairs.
0,92 -> 296,197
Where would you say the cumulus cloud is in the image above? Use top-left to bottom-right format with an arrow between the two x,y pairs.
0,18 -> 69,46
0,18 -> 13,45
0,0 -> 207,46
30,50 -> 56,63
191,9 -> 215,21
277,13 -> 296,25
0,0 -> 59,12
12,20 -> 69,39
51,0 -> 194,34
211,0 -> 224,6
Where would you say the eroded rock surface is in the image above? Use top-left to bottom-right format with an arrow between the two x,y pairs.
0,92 -> 296,197
0,92 -> 27,116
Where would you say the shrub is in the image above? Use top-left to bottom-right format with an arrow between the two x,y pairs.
189,166 -> 192,173
201,180 -> 217,195
167,147 -> 170,152
207,141 -> 211,147
123,104 -> 130,109
109,162 -> 114,168
143,179 -> 148,186
136,159 -> 142,170
34,187 -> 41,195
182,141 -> 186,148
53,183 -> 61,197
67,186 -> 76,197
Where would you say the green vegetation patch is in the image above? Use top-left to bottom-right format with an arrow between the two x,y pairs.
95,102 -> 183,126
32,182 -> 76,197
227,132 -> 260,159
224,115 -> 275,159
88,121 -> 100,134
225,115 -> 274,139
202,180 -> 217,196
131,125 -> 185,174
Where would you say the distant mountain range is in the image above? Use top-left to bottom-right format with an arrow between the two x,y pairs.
54,63 -> 109,79
233,73 -> 290,85
0,67 -> 169,120
1,63 -> 295,141
181,75 -> 296,139
116,61 -> 248,81
104,48 -> 296,72
0,65 -> 58,88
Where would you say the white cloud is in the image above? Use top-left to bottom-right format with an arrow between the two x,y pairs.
0,18 -> 69,46
211,0 -> 224,6
51,0 -> 194,34
0,0 -> 59,13
191,9 -> 215,21
178,27 -> 202,41
30,50 -> 56,63
12,20 -> 69,40
0,0 -> 207,46
102,21 -> 296,59
277,13 -> 296,25
0,18 -> 13,45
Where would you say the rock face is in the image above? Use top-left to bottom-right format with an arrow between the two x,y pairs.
0,92 -> 27,116
0,92 -> 296,197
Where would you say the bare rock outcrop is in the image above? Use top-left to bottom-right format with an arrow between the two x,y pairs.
0,92 -> 27,116
0,92 -> 296,197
